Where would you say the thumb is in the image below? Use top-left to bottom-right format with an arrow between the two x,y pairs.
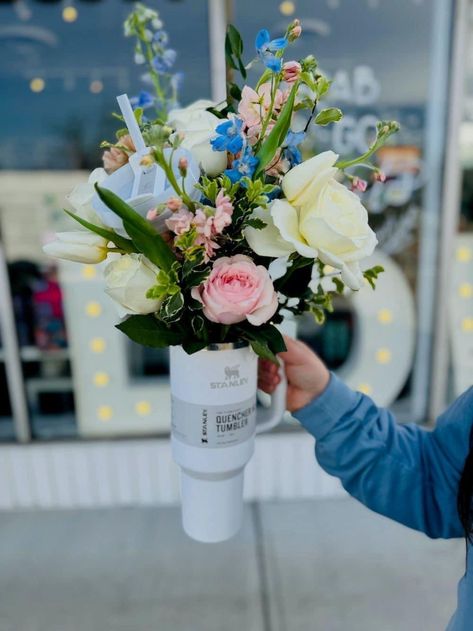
279,335 -> 310,366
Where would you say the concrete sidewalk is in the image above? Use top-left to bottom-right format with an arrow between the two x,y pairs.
0,498 -> 464,631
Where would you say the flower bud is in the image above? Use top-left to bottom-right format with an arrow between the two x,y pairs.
351,176 -> 368,193
374,170 -> 386,183
288,19 -> 302,42
140,154 -> 155,167
167,197 -> 183,211
43,232 -> 108,264
282,61 -> 302,84
178,157 -> 188,177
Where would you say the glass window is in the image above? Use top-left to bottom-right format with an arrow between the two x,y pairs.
0,0 -> 211,441
234,0 -> 448,421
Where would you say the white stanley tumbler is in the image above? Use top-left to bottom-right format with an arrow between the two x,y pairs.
170,341 -> 287,543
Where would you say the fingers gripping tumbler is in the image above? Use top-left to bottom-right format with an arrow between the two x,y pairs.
170,342 -> 287,543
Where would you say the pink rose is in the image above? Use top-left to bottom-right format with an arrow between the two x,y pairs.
282,61 -> 302,84
192,255 -> 278,326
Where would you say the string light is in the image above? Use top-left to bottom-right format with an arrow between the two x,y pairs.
90,80 -> 104,94
62,5 -> 78,22
30,78 -> 45,93
357,383 -> 373,395
279,1 -> 295,15
462,318 -> 473,332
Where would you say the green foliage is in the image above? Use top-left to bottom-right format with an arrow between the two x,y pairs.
241,178 -> 278,208
245,217 -> 267,230
255,81 -> 299,177
95,184 -> 175,271
159,291 -> 185,324
195,176 -> 220,204
314,108 -> 343,126
363,265 -> 384,289
116,314 -> 182,347
146,262 -> 180,301
225,25 -> 247,80
337,121 -> 400,170
236,323 -> 287,364
63,209 -> 135,253
332,277 -> 345,294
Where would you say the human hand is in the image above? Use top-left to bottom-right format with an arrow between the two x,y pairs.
258,336 -> 330,413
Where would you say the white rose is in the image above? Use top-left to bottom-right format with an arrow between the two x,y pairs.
66,168 -> 108,226
168,100 -> 227,176
245,150 -> 377,290
43,231 -> 109,264
104,253 -> 162,315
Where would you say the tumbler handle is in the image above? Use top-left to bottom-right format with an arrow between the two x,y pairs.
255,369 -> 287,434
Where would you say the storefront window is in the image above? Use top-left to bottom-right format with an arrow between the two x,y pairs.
0,0 -> 210,441
235,0 -> 448,421
0,0 -> 454,440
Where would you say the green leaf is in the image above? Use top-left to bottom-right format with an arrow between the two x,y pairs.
63,209 -> 135,253
95,184 -> 175,271
159,292 -> 184,323
245,217 -> 267,230
250,340 -> 278,364
315,76 -> 331,99
255,81 -> 299,177
333,277 -> 345,294
314,107 -> 343,126
116,315 -> 181,347
182,339 -> 208,355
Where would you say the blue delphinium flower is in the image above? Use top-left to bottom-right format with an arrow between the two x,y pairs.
225,147 -> 259,183
255,29 -> 288,72
153,30 -> 169,47
211,117 -> 244,154
130,90 -> 155,110
170,71 -> 184,93
152,49 -> 177,73
284,130 -> 306,166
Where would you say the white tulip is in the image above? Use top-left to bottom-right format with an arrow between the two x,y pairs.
66,168 -> 108,226
104,253 -> 162,315
43,231 -> 109,264
168,100 -> 227,176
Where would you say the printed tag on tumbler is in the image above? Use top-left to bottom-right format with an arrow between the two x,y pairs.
171,396 -> 256,448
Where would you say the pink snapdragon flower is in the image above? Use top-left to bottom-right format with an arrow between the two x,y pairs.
102,134 -> 135,173
165,207 -> 194,235
191,255 -> 278,326
165,190 -> 234,262
282,61 -> 302,84
238,83 -> 287,130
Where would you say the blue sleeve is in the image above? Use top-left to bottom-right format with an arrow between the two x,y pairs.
294,374 -> 473,539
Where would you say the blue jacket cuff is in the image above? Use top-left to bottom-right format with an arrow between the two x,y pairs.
293,372 -> 361,440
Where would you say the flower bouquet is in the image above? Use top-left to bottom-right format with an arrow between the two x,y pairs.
44,4 -> 398,542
